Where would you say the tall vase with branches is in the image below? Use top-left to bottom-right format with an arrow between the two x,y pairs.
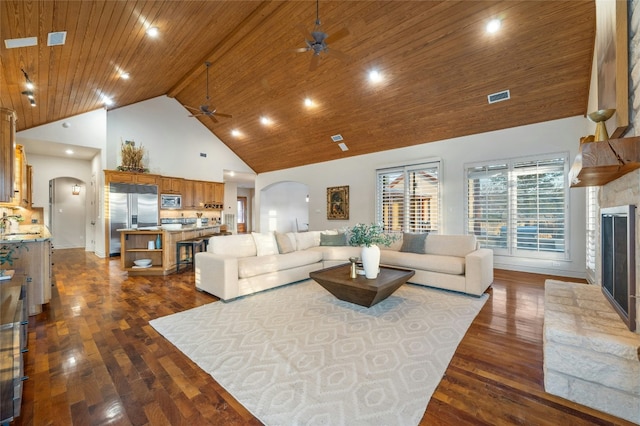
348,223 -> 397,279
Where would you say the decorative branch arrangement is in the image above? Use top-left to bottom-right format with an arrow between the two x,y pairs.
117,140 -> 148,173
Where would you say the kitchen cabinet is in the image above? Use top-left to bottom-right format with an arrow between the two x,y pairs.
192,180 -> 205,208
182,179 -> 194,208
25,165 -> 33,208
160,177 -> 183,194
0,108 -> 16,203
13,145 -> 28,207
120,230 -> 165,275
104,170 -> 160,185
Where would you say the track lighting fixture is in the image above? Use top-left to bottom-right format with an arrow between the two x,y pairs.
21,68 -> 36,106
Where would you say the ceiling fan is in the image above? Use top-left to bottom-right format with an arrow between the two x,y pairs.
293,0 -> 350,71
185,62 -> 232,123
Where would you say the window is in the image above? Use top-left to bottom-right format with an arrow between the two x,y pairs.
586,186 -> 597,283
376,161 -> 440,233
465,154 -> 568,259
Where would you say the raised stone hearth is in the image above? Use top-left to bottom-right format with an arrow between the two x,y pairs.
543,280 -> 640,423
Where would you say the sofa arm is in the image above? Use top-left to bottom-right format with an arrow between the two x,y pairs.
195,252 -> 239,301
464,248 -> 494,296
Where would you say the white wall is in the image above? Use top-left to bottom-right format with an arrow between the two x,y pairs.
257,116 -> 589,278
51,177 -> 86,249
106,96 -> 254,181
260,182 -> 309,232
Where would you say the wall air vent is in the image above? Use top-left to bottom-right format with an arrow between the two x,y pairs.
331,134 -> 344,142
47,31 -> 67,46
4,37 -> 38,49
487,89 -> 510,104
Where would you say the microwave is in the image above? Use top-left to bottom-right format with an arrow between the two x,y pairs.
161,194 -> 182,209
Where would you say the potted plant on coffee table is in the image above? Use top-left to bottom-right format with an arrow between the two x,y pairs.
348,223 -> 397,279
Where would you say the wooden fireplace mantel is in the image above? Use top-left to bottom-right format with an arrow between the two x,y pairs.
569,136 -> 640,187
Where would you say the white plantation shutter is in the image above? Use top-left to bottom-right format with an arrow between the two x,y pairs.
465,153 -> 568,259
376,162 -> 440,233
466,164 -> 509,254
586,186 -> 597,283
511,157 -> 566,256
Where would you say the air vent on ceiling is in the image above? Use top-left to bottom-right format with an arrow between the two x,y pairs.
487,89 -> 510,104
4,37 -> 38,49
338,142 -> 349,151
331,134 -> 344,142
47,31 -> 67,46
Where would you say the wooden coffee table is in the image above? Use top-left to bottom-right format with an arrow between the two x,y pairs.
310,264 -> 415,307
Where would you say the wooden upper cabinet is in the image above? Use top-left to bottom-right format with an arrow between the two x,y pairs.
15,145 -> 28,207
104,170 -> 159,186
192,180 -> 205,208
214,183 -> 224,204
0,108 -> 16,203
182,179 -> 195,208
160,177 -> 183,194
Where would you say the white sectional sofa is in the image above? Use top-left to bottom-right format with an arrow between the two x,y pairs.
195,230 -> 493,301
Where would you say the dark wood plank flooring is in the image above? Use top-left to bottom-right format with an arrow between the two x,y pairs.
12,249 -> 635,425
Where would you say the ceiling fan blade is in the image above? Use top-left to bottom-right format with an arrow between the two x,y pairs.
185,105 -> 200,111
209,115 -> 219,123
309,54 -> 321,72
325,27 -> 349,44
291,47 -> 310,53
296,24 -> 313,41
326,48 -> 351,63
216,113 -> 233,119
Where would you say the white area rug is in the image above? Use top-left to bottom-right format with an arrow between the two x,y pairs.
150,280 -> 487,425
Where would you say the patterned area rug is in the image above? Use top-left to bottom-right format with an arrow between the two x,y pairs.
150,280 -> 488,425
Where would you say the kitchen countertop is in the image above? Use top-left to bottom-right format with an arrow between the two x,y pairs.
0,224 -> 51,243
117,225 -> 221,233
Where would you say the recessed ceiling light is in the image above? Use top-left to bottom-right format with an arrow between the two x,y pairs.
119,72 -> 130,80
260,116 -> 272,126
231,129 -> 242,137
304,98 -> 314,107
65,149 -> 74,155
146,27 -> 159,37
486,19 -> 501,33
102,95 -> 113,106
368,70 -> 383,83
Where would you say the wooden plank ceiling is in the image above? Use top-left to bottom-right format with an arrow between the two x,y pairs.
0,1 -> 595,174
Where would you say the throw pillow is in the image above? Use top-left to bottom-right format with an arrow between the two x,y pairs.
275,231 -> 295,254
252,232 -> 279,256
320,232 -> 347,246
400,232 -> 427,254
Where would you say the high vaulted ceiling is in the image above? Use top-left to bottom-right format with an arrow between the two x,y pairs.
1,1 -> 595,174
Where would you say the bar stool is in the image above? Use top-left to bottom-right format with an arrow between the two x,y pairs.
176,237 -> 207,272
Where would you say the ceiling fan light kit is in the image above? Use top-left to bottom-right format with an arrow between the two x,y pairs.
295,0 -> 350,71
185,61 -> 232,123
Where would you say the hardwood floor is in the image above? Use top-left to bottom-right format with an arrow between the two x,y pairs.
12,249 -> 634,425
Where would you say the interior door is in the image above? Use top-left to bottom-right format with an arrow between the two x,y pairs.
237,196 -> 247,233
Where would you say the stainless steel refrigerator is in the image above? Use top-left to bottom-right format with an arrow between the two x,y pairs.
109,183 -> 159,256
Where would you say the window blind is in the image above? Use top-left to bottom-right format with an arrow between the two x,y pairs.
465,154 -> 568,259
376,162 -> 440,233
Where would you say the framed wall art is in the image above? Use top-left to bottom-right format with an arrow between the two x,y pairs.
327,186 -> 349,220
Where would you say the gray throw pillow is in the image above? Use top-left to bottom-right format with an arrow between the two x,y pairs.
275,232 -> 295,254
320,232 -> 347,246
400,232 -> 427,254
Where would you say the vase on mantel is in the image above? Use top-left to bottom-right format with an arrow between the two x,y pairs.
361,245 -> 380,279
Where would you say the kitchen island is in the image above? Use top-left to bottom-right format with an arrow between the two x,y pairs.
119,225 -> 220,275
0,225 -> 52,315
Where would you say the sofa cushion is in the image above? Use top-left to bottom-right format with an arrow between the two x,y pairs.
209,234 -> 257,258
295,231 -> 321,250
400,232 -> 427,254
252,232 -> 279,256
238,251 -> 323,278
320,232 -> 347,246
309,245 -> 361,260
275,231 -> 295,254
381,250 -> 466,275
425,234 -> 477,257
